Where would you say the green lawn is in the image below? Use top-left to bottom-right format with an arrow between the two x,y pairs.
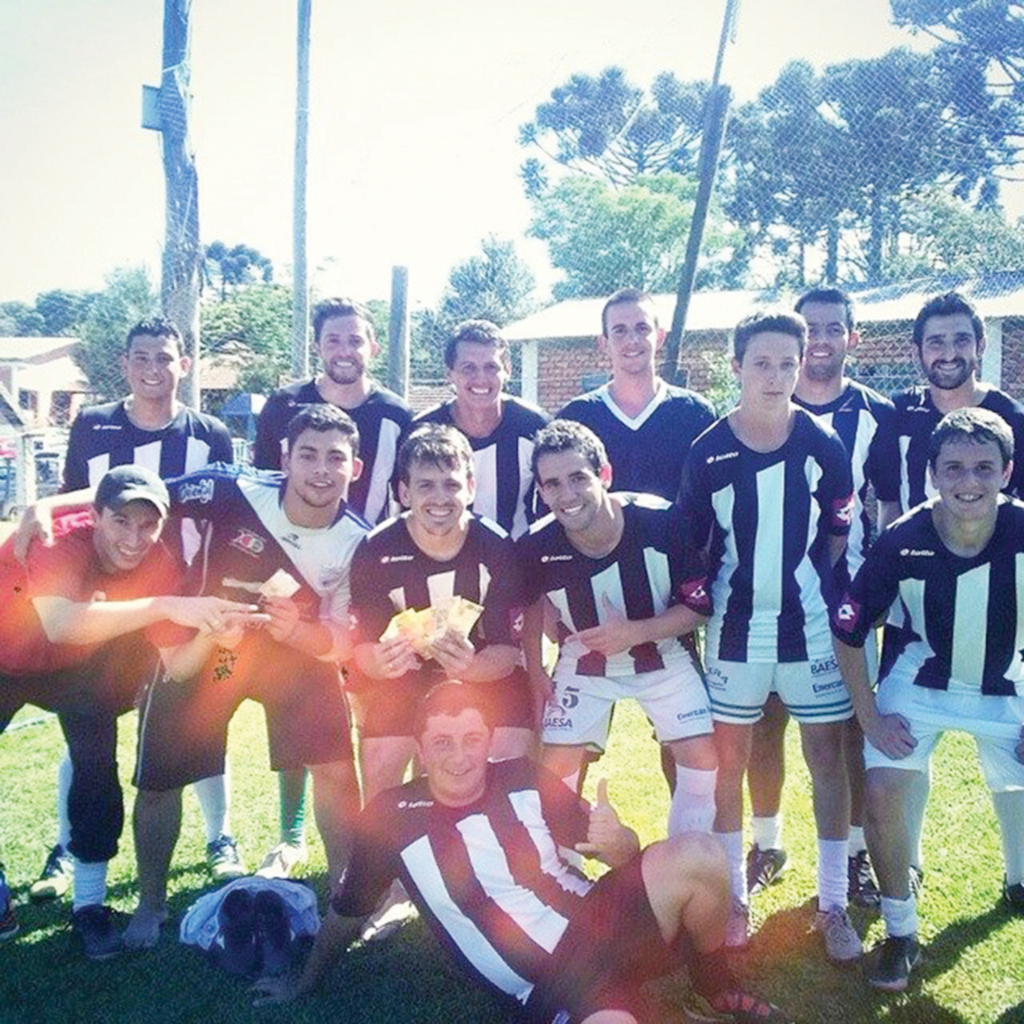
1,699 -> 1022,1023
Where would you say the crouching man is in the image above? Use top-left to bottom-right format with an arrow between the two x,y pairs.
251,681 -> 789,1024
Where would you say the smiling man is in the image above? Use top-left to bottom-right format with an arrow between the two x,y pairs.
251,681 -> 789,1024
123,406 -> 368,949
0,465 -> 255,958
347,424 -> 532,805
412,320 -> 549,539
679,310 -> 861,963
517,420 -> 716,839
834,408 -> 1024,991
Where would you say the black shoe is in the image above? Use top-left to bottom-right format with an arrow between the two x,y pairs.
0,865 -> 18,941
30,844 -> 74,903
847,850 -> 881,908
254,889 -> 292,975
1003,877 -> 1024,915
210,888 -> 257,976
865,934 -> 921,992
745,845 -> 788,896
72,905 -> 122,960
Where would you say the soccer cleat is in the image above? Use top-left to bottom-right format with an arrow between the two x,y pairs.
723,898 -> 751,950
255,841 -> 308,880
847,850 -> 881,909
71,905 -> 122,960
206,834 -> 246,882
813,907 -> 863,964
0,865 -> 18,941
683,988 -> 794,1023
210,888 -> 258,976
1002,877 -> 1024,915
865,934 -> 921,992
745,845 -> 788,896
254,889 -> 292,975
30,844 -> 74,903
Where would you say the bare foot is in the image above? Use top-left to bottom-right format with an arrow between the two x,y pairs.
123,903 -> 168,949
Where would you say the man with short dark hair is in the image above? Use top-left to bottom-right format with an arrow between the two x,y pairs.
348,423 -> 532,804
519,419 -> 717,839
411,319 -> 549,538
744,289 -> 898,907
19,316 -> 239,901
557,288 -> 715,502
253,298 -> 412,877
834,407 -> 1024,991
679,310 -> 861,963
0,465 -> 256,957
250,681 -> 790,1024
124,406 -> 367,949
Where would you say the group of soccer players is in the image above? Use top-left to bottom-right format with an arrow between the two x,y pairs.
0,283 -> 1021,1021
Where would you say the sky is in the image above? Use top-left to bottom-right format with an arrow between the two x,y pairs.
0,0 -> 926,310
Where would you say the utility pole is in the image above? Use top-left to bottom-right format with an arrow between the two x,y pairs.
663,0 -> 741,383
292,0 -> 312,379
388,266 -> 410,400
158,0 -> 202,408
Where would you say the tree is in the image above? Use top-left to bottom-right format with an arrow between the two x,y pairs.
34,289 -> 93,336
73,267 -> 159,401
204,241 -> 274,299
0,302 -> 45,336
528,173 -> 738,298
519,68 -> 707,196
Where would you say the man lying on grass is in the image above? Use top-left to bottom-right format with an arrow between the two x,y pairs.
833,407 -> 1024,993
252,680 -> 790,1024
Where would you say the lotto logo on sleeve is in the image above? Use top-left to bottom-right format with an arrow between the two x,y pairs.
509,607 -> 525,640
832,494 -> 854,527
833,595 -> 860,634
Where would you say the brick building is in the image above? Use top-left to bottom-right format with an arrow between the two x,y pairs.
503,274 -> 1024,414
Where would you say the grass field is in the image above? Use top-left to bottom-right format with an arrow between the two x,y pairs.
1,697 -> 1023,1023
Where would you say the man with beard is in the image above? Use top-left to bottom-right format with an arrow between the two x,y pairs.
252,298 -> 411,879
744,290 -> 898,909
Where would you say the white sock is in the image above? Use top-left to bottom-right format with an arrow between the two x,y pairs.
881,894 -> 918,938
715,830 -> 746,905
56,752 -> 73,849
72,859 -> 108,911
817,837 -> 848,912
668,766 -> 717,835
848,825 -> 867,857
193,768 -> 230,844
993,790 -> 1024,885
751,814 -> 782,851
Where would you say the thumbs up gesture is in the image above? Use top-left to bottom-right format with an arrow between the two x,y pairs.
568,595 -> 638,657
574,778 -> 638,866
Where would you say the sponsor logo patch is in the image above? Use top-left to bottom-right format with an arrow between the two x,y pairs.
397,799 -> 434,809
900,548 -> 935,557
229,528 -> 265,558
541,554 -> 573,563
381,554 -> 415,564
707,450 -> 739,464
810,656 -> 838,677
178,478 -> 215,504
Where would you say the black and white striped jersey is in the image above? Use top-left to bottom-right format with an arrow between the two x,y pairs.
411,396 -> 550,539
558,380 -> 715,502
794,380 -> 898,577
252,379 -> 411,525
679,410 -> 854,664
349,514 -> 525,680
63,399 -> 233,490
517,493 -> 694,677
331,757 -> 592,1006
834,499 -> 1024,697
882,385 -> 1024,511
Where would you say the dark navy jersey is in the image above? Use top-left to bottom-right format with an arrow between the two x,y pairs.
63,399 -> 233,491
332,757 -> 592,1006
253,379 -> 411,525
165,463 -> 367,631
794,380 -> 898,576
882,385 -> 1024,510
834,499 -> 1024,698
411,396 -> 550,539
680,409 -> 854,664
558,381 -> 716,502
517,493 -> 694,678
349,514 -> 524,683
